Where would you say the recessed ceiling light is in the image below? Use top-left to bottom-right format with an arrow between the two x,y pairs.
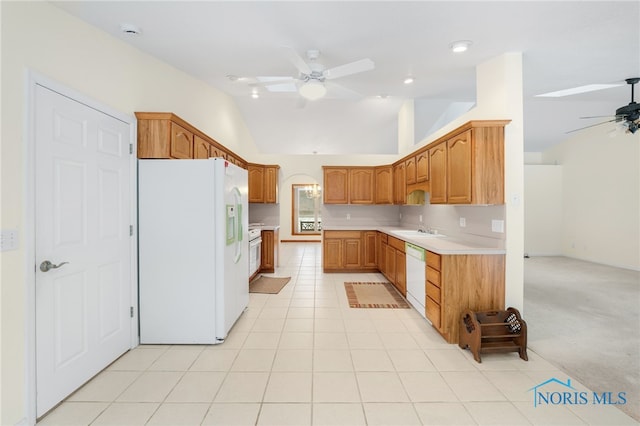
535,84 -> 623,97
251,89 -> 259,99
119,23 -> 141,36
450,40 -> 472,53
404,77 -> 414,85
377,94 -> 390,99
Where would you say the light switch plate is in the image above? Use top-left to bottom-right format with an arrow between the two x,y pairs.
491,220 -> 505,233
1,229 -> 19,251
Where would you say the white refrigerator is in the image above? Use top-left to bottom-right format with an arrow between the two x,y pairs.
138,158 -> 249,344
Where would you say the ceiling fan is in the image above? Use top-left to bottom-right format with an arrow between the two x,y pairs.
250,47 -> 375,102
569,77 -> 640,134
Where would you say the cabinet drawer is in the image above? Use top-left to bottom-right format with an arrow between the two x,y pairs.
324,230 -> 362,239
426,296 -> 441,329
426,251 -> 441,270
388,235 -> 405,252
426,280 -> 441,303
426,266 -> 441,287
170,122 -> 193,159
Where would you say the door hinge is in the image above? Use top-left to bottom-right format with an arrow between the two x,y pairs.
129,144 -> 133,155
130,225 -> 133,236
130,306 -> 134,318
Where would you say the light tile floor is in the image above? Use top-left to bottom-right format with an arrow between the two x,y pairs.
39,243 -> 638,425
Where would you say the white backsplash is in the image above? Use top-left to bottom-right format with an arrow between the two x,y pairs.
322,204 -> 401,227
248,203 -> 280,226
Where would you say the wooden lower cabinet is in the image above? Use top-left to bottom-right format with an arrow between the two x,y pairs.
381,236 -> 406,296
260,229 -> 278,273
426,251 -> 505,343
323,230 -> 378,272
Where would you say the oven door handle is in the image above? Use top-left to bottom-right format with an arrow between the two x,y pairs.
249,238 -> 262,248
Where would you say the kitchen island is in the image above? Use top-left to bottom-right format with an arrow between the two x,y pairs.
322,226 -> 505,344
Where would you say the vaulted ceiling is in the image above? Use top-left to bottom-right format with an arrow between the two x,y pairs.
53,1 -> 640,154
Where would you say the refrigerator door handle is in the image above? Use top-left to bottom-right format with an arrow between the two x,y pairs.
232,187 -> 242,264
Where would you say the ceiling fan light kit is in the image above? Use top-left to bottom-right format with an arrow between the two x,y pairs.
299,80 -> 327,100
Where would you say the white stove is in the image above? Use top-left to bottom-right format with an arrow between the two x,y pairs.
248,227 -> 262,277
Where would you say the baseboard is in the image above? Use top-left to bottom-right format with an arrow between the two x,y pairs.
280,239 -> 321,243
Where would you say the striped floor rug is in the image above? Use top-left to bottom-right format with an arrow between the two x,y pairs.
344,281 -> 411,309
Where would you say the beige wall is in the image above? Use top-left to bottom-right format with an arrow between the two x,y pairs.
542,127 -> 640,270
1,2 -> 257,423
524,165 -> 564,255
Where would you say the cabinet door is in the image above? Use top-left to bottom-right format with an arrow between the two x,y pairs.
170,122 -> 193,159
349,168 -> 375,204
374,166 -> 393,204
362,231 -> 377,268
248,165 -> 265,203
323,168 -> 349,204
261,230 -> 275,271
393,162 -> 406,205
405,156 -> 416,185
264,166 -> 279,203
377,233 -> 386,271
385,245 -> 396,283
395,250 -> 406,296
343,238 -> 362,268
447,130 -> 473,204
323,239 -> 343,269
416,150 -> 429,182
194,135 -> 209,159
429,143 -> 447,204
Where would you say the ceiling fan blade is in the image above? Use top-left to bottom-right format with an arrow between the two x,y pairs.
566,118 -> 617,134
325,81 -> 363,99
249,77 -> 297,88
280,46 -> 312,75
324,58 -> 375,80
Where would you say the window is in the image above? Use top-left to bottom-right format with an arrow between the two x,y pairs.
292,184 -> 322,235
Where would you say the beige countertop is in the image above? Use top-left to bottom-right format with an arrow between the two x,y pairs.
323,225 -> 505,255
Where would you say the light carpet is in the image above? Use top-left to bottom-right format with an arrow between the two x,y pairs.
249,275 -> 291,294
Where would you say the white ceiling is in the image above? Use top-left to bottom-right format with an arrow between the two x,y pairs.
53,1 -> 640,154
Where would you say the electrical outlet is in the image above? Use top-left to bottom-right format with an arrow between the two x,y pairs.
0,229 -> 19,251
459,217 -> 466,227
419,215 -> 423,223
346,213 -> 351,220
491,220 -> 505,233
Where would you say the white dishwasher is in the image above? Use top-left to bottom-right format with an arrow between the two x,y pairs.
405,242 -> 427,319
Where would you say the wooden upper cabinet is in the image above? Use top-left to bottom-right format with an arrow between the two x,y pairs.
416,150 -> 429,182
429,142 -> 447,204
248,165 -> 265,203
393,162 -> 406,205
264,166 -> 279,203
374,166 -> 393,204
349,168 -> 375,204
405,156 -> 416,185
169,122 -> 193,159
323,167 -> 349,204
193,135 -> 209,159
447,130 -> 473,204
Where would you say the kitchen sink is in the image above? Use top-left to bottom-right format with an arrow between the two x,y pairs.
390,230 -> 446,238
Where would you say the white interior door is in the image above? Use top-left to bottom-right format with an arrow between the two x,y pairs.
34,85 -> 132,417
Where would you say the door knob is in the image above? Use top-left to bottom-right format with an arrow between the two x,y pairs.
39,260 -> 69,272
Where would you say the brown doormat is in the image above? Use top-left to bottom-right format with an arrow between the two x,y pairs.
249,275 -> 291,294
344,282 -> 411,309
